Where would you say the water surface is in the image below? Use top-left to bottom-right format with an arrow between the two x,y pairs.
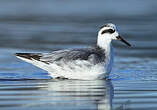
0,0 -> 157,110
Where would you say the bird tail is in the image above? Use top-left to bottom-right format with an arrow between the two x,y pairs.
15,53 -> 47,72
15,53 -> 60,78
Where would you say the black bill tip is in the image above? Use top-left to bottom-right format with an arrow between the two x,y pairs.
116,36 -> 131,47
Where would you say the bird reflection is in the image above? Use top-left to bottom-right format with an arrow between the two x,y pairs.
43,79 -> 114,110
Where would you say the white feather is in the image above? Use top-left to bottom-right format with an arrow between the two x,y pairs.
15,23 -> 124,80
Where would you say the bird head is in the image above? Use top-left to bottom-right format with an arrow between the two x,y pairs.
98,23 -> 131,47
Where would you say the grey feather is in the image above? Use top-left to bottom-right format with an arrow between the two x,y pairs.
16,46 -> 106,65
40,46 -> 105,64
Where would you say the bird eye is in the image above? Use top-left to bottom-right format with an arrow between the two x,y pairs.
101,29 -> 115,34
108,29 -> 115,33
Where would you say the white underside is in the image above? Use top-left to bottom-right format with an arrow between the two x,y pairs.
16,44 -> 113,80
16,56 -> 113,80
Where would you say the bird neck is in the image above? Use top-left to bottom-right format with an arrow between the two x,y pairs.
97,35 -> 112,54
97,35 -> 113,69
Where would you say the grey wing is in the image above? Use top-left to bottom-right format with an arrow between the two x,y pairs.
15,50 -> 71,64
40,48 -> 105,64
15,48 -> 105,64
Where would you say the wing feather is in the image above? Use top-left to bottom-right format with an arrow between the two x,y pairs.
15,47 -> 105,64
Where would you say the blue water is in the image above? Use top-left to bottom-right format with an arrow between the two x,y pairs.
0,0 -> 157,110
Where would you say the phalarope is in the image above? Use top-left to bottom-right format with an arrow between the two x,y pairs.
15,23 -> 131,80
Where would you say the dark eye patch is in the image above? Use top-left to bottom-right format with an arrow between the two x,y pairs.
101,29 -> 115,34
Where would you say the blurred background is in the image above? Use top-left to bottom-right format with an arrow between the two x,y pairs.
0,1 -> 157,110
0,0 -> 157,78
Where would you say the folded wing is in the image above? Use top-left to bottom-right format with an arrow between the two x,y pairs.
15,47 -> 105,65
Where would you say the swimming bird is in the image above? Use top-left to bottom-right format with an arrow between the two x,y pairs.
15,23 -> 131,80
